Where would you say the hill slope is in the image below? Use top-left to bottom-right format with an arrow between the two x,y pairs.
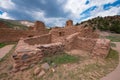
79,15 -> 120,33
0,19 -> 29,30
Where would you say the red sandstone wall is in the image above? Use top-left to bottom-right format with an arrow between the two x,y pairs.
0,28 -> 48,43
78,27 -> 99,38
92,39 -> 110,58
24,34 -> 51,45
73,37 -> 97,52
0,22 -> 9,28
50,26 -> 82,42
65,33 -> 97,52
50,26 -> 98,43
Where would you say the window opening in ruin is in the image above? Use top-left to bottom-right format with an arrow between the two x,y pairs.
59,32 -> 64,36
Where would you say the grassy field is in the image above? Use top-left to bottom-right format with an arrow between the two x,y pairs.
106,35 -> 120,42
42,53 -> 80,65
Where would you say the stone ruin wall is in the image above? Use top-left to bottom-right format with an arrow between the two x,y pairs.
0,21 -> 48,43
92,39 -> 110,58
12,37 -> 64,71
24,34 -> 51,45
12,20 -> 111,72
65,20 -> 73,27
50,26 -> 99,43
64,32 -> 97,52
64,32 -> 110,58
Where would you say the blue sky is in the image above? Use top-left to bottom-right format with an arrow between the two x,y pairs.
0,0 -> 120,27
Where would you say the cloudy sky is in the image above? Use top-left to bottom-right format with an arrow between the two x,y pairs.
0,0 -> 120,27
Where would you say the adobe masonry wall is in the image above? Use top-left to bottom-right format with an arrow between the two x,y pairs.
64,32 -> 110,57
24,34 -> 51,45
0,21 -> 49,43
13,39 -> 64,71
50,26 -> 99,43
64,33 -> 97,52
92,39 -> 110,58
0,28 -> 48,43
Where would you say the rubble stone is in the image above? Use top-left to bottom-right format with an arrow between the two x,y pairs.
41,63 -> 50,70
34,67 -> 41,75
37,70 -> 45,78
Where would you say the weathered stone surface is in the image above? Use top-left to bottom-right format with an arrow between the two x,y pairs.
21,54 -> 30,60
92,39 -> 110,58
37,70 -> 45,78
34,67 -> 41,75
0,20 -> 48,43
41,63 -> 50,70
66,20 -> 73,27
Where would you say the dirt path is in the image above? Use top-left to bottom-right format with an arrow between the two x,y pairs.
0,45 -> 14,59
101,42 -> 120,80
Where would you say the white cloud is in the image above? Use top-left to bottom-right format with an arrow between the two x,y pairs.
81,6 -> 120,22
0,12 -> 13,19
0,0 -> 15,9
64,0 -> 117,19
30,10 -> 67,27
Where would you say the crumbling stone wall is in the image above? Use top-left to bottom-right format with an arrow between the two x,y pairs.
50,26 -> 99,43
78,27 -> 99,38
13,39 -> 64,71
0,22 -> 9,28
64,32 -> 110,58
64,33 -> 97,52
92,39 -> 110,58
12,19 -> 110,72
0,21 -> 48,43
66,20 -> 73,27
73,37 -> 97,52
33,21 -> 46,32
24,34 -> 51,45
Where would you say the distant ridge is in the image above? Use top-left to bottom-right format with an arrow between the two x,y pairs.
0,18 -> 34,30
77,15 -> 120,33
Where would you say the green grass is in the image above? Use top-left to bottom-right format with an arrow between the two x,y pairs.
42,53 -> 80,65
106,49 -> 119,60
110,42 -> 116,47
0,19 -> 28,30
0,42 -> 17,48
35,49 -> 119,80
0,43 -> 6,48
106,36 -> 120,42
0,44 -> 16,62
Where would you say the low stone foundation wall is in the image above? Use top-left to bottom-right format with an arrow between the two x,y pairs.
92,39 -> 110,58
37,42 -> 64,57
73,37 -> 97,52
12,39 -> 64,72
12,32 -> 110,72
64,33 -> 110,58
